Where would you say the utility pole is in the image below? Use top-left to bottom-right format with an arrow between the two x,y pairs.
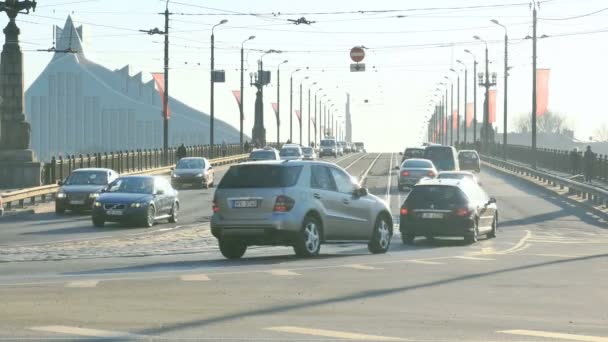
240,36 -> 255,151
459,60 -> 468,145
492,19 -> 509,160
444,88 -> 448,145
210,19 -> 227,157
456,73 -> 460,144
299,81 -> 303,145
289,69 -> 300,143
308,87 -> 311,146
531,2 -> 538,169
277,60 -> 288,145
474,36 -> 496,152
450,82 -> 454,146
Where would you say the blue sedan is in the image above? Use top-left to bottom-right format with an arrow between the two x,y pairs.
92,176 -> 179,228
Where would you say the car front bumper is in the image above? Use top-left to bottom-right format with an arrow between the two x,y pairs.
55,196 -> 96,210
400,215 -> 475,237
92,205 -> 149,223
211,212 -> 302,245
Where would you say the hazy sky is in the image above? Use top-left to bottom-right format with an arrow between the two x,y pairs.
15,0 -> 608,151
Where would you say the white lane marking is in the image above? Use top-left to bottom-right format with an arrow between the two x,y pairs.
529,253 -> 581,258
343,153 -> 367,170
344,264 -> 382,270
405,260 -> 446,265
65,280 -> 99,288
499,329 -> 608,342
471,230 -> 532,256
267,269 -> 300,276
266,326 -> 407,341
359,153 -> 382,186
386,152 -> 393,203
30,326 -> 147,339
454,256 -> 496,261
180,274 -> 210,281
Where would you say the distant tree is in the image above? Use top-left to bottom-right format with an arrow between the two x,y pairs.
514,115 -> 530,133
513,111 -> 571,134
593,123 -> 608,142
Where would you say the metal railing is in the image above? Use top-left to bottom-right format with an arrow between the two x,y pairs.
483,155 -> 608,208
1,145 -> 247,212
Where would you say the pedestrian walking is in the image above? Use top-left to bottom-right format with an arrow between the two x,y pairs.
570,147 -> 579,175
176,143 -> 187,161
221,140 -> 228,157
584,145 -> 595,182
244,141 -> 250,153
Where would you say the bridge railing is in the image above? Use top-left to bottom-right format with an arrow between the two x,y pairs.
459,143 -> 608,183
1,144 -> 246,212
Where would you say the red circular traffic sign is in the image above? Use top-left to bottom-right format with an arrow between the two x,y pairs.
350,46 -> 365,63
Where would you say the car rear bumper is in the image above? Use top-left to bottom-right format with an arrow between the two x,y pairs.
400,216 -> 475,237
211,213 -> 302,244
399,176 -> 425,186
171,176 -> 205,186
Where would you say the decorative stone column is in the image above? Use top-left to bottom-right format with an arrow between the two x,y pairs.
0,0 -> 42,187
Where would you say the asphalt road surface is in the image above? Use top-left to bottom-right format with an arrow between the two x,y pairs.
1,153 -> 607,341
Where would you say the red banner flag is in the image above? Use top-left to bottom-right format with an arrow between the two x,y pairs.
295,110 -> 301,122
311,116 -> 316,127
466,103 -> 473,128
536,68 -> 550,117
452,110 -> 458,129
151,73 -> 171,119
489,89 -> 497,124
232,90 -> 241,106
271,103 -> 278,114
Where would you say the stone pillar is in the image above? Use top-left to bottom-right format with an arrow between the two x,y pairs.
251,85 -> 266,147
0,14 -> 42,187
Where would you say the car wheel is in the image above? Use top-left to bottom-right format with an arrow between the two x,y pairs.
401,232 -> 415,245
55,203 -> 65,215
219,238 -> 247,259
92,216 -> 105,227
465,219 -> 479,244
169,202 -> 179,223
294,215 -> 322,257
487,215 -> 497,238
368,214 -> 392,254
143,205 -> 155,228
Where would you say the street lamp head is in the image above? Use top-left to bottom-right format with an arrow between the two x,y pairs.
220,19 -> 228,25
282,59 -> 288,64
473,35 -> 481,41
491,19 -> 500,25
248,35 -> 256,40
449,68 -> 456,72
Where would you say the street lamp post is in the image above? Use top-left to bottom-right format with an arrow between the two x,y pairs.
492,19 -> 509,160
289,69 -> 301,143
299,76 -> 309,145
457,60 -> 467,145
314,89 -> 323,148
464,49 -> 478,145
240,35 -> 255,150
277,60 -> 288,145
474,35 -> 496,152
210,19 -> 228,157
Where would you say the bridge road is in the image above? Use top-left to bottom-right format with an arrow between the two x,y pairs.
0,153 -> 606,340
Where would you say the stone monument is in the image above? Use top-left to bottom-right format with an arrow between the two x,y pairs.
0,0 -> 42,187
250,60 -> 269,147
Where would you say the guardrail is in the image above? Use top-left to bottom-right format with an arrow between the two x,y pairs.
482,155 -> 608,208
0,154 -> 248,212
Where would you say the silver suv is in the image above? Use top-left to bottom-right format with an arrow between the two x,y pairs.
211,160 -> 393,259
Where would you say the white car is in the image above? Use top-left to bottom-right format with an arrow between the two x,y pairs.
279,145 -> 304,160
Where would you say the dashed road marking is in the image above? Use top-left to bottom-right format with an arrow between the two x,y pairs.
65,280 -> 99,288
180,274 -> 210,281
498,329 -> 608,342
386,152 -> 394,203
344,264 -> 382,270
405,260 -> 446,265
528,253 -> 581,258
30,326 -> 146,339
359,153 -> 382,186
454,256 -> 496,261
267,269 -> 300,276
265,326 -> 407,341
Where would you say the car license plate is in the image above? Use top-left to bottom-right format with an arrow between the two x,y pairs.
422,212 -> 443,219
107,209 -> 124,216
234,200 -> 258,208
70,200 -> 85,205
182,183 -> 192,187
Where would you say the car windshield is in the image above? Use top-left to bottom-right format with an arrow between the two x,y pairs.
219,165 -> 303,188
404,149 -> 425,158
407,185 -> 467,209
302,147 -> 313,154
424,147 -> 455,171
280,148 -> 301,157
107,178 -> 154,194
64,171 -> 108,186
249,151 -> 277,160
176,159 -> 205,169
321,140 -> 336,146
459,151 -> 478,160
403,160 -> 433,169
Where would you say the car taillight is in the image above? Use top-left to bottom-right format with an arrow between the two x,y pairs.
400,207 -> 409,216
454,208 -> 470,217
401,171 -> 410,177
273,195 -> 295,212
212,197 -> 220,213
428,171 -> 435,177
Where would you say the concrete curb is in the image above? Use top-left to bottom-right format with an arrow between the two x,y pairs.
482,161 -> 608,222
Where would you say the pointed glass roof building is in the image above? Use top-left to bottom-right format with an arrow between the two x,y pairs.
25,16 -> 241,161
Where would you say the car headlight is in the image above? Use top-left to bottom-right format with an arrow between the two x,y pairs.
130,203 -> 147,208
94,201 -> 102,207
89,193 -> 100,199
172,173 -> 179,178
195,173 -> 204,177
57,192 -> 66,198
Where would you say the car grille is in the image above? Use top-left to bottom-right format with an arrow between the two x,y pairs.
68,193 -> 88,201
104,203 -> 126,210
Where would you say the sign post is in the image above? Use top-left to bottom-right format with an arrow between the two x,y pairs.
349,46 -> 366,73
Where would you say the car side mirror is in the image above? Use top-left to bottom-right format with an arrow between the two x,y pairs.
354,187 -> 368,197
394,166 -> 400,170
57,180 -> 63,186
156,189 -> 165,196
170,167 -> 174,171
399,152 -> 403,155
488,197 -> 496,205
100,187 -> 107,193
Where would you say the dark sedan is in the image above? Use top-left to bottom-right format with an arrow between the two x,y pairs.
92,176 -> 179,228
458,150 -> 481,173
171,157 -> 214,189
399,178 -> 497,244
55,168 -> 119,214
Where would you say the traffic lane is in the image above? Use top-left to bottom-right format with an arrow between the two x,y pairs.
2,234 -> 605,340
0,154 -> 362,247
